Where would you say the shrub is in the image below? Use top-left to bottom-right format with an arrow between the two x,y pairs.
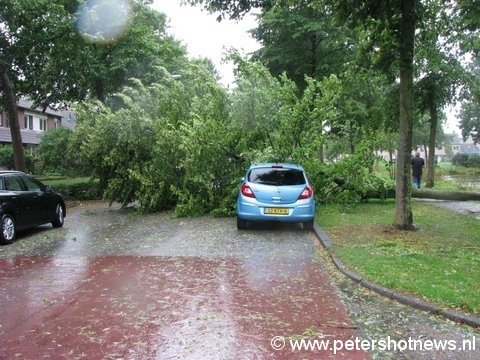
452,153 -> 480,168
467,155 -> 480,168
0,146 -> 35,173
310,140 -> 394,205
452,154 -> 469,167
39,127 -> 85,176
44,179 -> 102,201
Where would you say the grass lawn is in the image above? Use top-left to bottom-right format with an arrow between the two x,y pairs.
316,199 -> 480,314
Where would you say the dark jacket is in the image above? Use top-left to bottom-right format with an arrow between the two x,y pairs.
411,156 -> 425,177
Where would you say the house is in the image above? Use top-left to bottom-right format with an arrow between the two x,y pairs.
451,135 -> 480,156
376,133 -> 480,164
58,109 -> 76,130
0,99 -> 63,157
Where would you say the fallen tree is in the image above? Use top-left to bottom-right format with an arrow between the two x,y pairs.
411,189 -> 480,201
364,189 -> 480,201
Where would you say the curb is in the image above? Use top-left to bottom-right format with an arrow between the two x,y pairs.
312,222 -> 480,328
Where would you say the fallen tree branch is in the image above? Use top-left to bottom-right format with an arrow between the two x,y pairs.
364,189 -> 480,201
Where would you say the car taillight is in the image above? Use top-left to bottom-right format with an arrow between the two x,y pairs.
241,183 -> 255,198
298,185 -> 313,200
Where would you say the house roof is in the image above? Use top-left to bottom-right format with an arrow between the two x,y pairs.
17,99 -> 63,118
459,143 -> 480,154
58,110 -> 76,129
0,127 -> 42,145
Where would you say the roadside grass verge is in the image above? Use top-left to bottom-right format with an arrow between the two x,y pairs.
316,199 -> 480,314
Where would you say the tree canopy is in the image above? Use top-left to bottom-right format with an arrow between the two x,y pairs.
0,0 -> 187,170
250,1 -> 356,89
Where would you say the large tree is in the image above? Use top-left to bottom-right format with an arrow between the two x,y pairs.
0,0 -> 185,170
396,0 -> 417,229
0,0 -> 82,171
250,1 -> 355,89
79,2 -> 187,102
414,0 -> 468,188
455,0 -> 480,144
460,100 -> 480,144
459,56 -> 480,143
460,35 -> 480,143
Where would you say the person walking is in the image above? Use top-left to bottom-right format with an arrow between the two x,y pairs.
411,151 -> 425,189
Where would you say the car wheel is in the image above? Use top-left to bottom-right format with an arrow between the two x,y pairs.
237,216 -> 248,230
0,214 -> 16,245
52,203 -> 65,228
303,219 -> 314,231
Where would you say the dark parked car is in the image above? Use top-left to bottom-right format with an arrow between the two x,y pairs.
0,171 -> 65,244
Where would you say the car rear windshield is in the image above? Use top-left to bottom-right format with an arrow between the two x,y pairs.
248,167 -> 306,186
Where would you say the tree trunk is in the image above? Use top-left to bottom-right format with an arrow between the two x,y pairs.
310,33 -> 317,78
413,190 -> 480,201
395,0 -> 416,230
317,144 -> 324,163
389,151 -> 395,180
365,189 -> 480,202
349,126 -> 355,154
425,102 -> 437,188
95,78 -> 106,103
0,62 -> 27,172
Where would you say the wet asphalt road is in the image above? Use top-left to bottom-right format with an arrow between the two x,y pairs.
0,202 -> 367,359
0,202 -> 478,359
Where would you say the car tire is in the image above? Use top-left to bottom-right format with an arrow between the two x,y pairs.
52,203 -> 65,228
0,214 -> 16,245
303,219 -> 314,231
237,216 -> 248,230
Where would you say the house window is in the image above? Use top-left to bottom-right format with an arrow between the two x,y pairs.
25,145 -> 39,158
24,115 -> 33,130
39,118 -> 47,131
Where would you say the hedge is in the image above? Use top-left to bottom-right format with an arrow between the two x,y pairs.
452,154 -> 480,168
44,179 -> 103,201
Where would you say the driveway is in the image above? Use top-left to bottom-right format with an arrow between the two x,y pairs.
0,202 -> 367,359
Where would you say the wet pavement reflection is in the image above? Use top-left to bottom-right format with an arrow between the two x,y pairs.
0,203 -> 368,359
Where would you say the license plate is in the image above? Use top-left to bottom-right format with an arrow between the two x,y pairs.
264,208 -> 289,215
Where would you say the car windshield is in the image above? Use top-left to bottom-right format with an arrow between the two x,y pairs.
248,168 -> 306,186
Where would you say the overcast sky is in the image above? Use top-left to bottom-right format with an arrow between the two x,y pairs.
151,0 -> 260,87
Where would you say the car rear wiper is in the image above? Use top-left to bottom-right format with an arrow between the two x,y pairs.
256,181 -> 279,185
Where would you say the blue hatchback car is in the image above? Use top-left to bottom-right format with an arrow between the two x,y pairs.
236,163 -> 315,230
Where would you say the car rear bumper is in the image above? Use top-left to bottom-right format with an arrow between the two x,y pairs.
236,196 -> 315,223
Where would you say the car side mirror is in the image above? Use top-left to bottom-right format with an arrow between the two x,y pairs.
45,185 -> 53,193
240,177 -> 245,182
